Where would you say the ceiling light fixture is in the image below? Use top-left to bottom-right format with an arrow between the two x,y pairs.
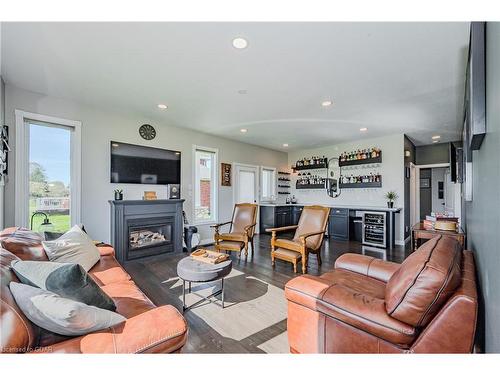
360,127 -> 368,132
283,143 -> 289,147
232,37 -> 248,49
237,89 -> 248,95
433,140 -> 439,143
431,135 -> 441,140
240,128 -> 248,133
157,104 -> 167,109
321,100 -> 333,107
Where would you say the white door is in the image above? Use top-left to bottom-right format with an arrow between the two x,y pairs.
443,168 -> 455,214
234,164 -> 259,204
233,163 -> 260,233
409,163 -> 418,226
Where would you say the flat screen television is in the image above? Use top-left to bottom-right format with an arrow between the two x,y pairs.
110,141 -> 181,185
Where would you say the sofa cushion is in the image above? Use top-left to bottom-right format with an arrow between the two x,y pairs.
1,248 -> 37,353
0,227 -> 47,261
385,235 -> 462,327
11,260 -> 116,311
99,280 -> 156,319
88,255 -> 131,286
42,225 -> 100,271
9,282 -> 125,336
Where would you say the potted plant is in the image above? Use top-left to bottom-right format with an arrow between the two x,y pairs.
385,191 -> 398,208
114,189 -> 123,201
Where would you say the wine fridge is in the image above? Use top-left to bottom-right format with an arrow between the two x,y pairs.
362,211 -> 386,248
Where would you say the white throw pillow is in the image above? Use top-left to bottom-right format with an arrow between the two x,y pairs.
9,282 -> 125,336
42,225 -> 100,271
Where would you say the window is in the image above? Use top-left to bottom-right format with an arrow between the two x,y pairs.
193,146 -> 218,223
15,111 -> 81,231
261,167 -> 276,202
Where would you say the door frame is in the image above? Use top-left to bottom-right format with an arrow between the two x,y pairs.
232,162 -> 260,233
14,110 -> 82,228
409,162 -> 450,226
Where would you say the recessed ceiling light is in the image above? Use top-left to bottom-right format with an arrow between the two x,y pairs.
360,127 -> 368,132
431,135 -> 441,140
157,104 -> 167,109
321,100 -> 333,107
283,143 -> 289,147
240,128 -> 248,133
433,140 -> 439,143
232,37 -> 248,49
237,89 -> 248,95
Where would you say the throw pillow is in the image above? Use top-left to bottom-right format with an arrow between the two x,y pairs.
9,282 -> 125,336
11,260 -> 116,311
42,225 -> 100,271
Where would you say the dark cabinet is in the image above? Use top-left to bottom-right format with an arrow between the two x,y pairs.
292,206 -> 304,225
329,207 -> 349,241
260,205 -> 298,232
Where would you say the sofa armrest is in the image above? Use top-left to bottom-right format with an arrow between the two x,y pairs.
285,274 -> 416,347
46,306 -> 188,353
96,243 -> 115,257
334,253 -> 400,283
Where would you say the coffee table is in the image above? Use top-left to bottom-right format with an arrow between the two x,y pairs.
176,256 -> 232,312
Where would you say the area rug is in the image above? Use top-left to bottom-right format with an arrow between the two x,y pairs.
163,269 -> 289,353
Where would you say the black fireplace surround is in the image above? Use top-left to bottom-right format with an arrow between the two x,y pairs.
109,199 -> 184,264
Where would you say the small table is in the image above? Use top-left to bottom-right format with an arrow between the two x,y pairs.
411,222 -> 465,251
176,256 -> 232,312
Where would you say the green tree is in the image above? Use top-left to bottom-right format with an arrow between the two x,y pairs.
30,162 -> 48,183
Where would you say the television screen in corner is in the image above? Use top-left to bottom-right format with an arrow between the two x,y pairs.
110,141 -> 181,185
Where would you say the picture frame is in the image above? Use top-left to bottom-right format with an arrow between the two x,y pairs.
221,163 -> 231,186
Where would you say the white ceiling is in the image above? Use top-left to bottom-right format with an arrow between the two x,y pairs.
1,22 -> 470,151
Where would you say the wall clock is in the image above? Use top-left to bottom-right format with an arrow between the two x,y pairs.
139,124 -> 156,140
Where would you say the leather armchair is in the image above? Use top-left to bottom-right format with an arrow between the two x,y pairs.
212,203 -> 258,258
266,205 -> 330,274
285,235 -> 478,353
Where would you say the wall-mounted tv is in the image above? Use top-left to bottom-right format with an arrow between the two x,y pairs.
110,141 -> 181,185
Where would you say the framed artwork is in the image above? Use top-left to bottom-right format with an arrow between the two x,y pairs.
221,163 -> 231,186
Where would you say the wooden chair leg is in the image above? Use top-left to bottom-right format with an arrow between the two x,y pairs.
316,251 -> 322,265
271,252 -> 275,267
244,241 -> 248,257
302,248 -> 308,274
293,261 -> 297,273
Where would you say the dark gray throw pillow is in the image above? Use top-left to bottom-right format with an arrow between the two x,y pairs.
11,260 -> 116,311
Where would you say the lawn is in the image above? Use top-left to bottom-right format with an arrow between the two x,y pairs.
29,199 -> 70,233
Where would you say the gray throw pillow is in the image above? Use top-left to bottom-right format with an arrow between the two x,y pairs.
11,260 -> 116,311
9,282 -> 125,336
42,225 -> 100,271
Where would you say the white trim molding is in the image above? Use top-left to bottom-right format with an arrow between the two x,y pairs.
14,110 -> 82,228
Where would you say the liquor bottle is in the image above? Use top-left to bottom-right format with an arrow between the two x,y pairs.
371,148 -> 377,158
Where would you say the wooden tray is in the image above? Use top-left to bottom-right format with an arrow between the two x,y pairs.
190,249 -> 230,264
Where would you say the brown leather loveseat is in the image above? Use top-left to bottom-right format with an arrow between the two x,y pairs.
285,235 -> 478,353
0,227 -> 188,354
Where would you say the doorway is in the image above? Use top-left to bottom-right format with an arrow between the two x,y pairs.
233,163 -> 260,232
409,163 -> 462,227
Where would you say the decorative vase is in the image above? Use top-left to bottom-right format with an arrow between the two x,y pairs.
387,201 -> 394,208
115,192 -> 123,201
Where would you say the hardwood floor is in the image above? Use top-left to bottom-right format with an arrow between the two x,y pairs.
123,234 -> 411,353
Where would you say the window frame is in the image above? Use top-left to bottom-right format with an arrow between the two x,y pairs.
15,110 -> 82,228
192,145 -> 219,225
260,166 -> 277,203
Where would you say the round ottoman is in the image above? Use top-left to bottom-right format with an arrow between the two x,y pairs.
176,256 -> 232,311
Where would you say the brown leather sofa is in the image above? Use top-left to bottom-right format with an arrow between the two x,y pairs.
0,227 -> 188,354
285,235 -> 478,353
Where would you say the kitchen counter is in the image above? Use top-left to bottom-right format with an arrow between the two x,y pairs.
259,202 -> 401,249
260,202 -> 401,213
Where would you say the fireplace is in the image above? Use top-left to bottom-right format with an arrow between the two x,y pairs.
109,199 -> 184,264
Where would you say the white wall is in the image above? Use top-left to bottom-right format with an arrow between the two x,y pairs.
3,85 -> 288,243
288,134 -> 405,243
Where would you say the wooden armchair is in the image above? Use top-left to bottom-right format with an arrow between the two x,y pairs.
266,205 -> 330,274
211,203 -> 258,258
